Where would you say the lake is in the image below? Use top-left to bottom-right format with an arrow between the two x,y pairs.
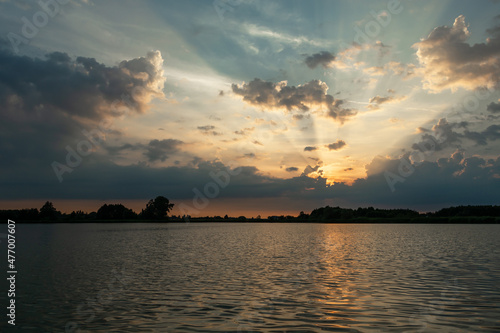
8,223 -> 500,332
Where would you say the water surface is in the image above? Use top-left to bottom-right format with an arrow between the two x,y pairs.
9,223 -> 500,332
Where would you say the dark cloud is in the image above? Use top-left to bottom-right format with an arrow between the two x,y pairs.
1,145 -> 499,212
66,137 -> 184,163
304,51 -> 336,69
198,125 -> 216,131
198,125 -> 222,136
0,47 -> 165,121
234,127 -> 254,135
144,139 -> 183,162
367,94 -> 406,110
487,101 -> 500,113
286,167 -> 299,172
301,164 -> 320,177
105,143 -> 138,156
326,140 -> 347,151
416,127 -> 431,133
0,47 -> 167,192
369,95 -> 392,105
413,15 -> 500,92
232,78 -> 357,123
293,114 -> 305,120
412,118 -> 468,152
0,158 -> 329,202
464,125 -> 500,145
242,153 -> 256,159
304,146 -> 317,152
412,118 -> 500,153
342,151 -> 500,208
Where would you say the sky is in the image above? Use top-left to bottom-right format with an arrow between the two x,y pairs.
0,0 -> 499,217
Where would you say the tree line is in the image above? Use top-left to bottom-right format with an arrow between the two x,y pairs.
0,196 -> 174,222
0,201 -> 499,223
294,205 -> 500,223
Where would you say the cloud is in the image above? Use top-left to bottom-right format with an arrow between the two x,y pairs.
105,143 -> 138,156
0,47 -> 165,120
412,118 -> 500,152
332,42 -> 391,70
302,43 -> 390,72
1,141 -> 499,212
464,125 -> 500,145
285,167 -> 299,172
369,95 -> 392,105
367,93 -> 407,110
326,140 -> 347,151
292,114 -> 309,120
234,127 -> 255,135
198,125 -> 222,136
144,139 -> 183,162
0,47 -> 167,192
389,117 -> 403,124
413,15 -> 500,92
301,164 -> 320,177
487,101 -> 500,113
384,61 -> 415,78
232,78 -> 357,123
242,153 -> 256,159
0,157 -> 332,202
198,125 -> 215,131
346,150 -> 500,208
304,146 -> 318,152
304,51 -> 336,69
104,138 -> 184,162
242,23 -> 328,48
363,66 -> 386,76
412,118 -> 468,152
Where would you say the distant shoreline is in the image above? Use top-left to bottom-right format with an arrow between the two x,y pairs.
4,204 -> 500,224
11,216 -> 500,224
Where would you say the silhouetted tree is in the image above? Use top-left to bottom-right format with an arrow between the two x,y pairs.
40,201 -> 58,220
69,210 -> 88,221
141,196 -> 174,220
0,208 -> 39,221
433,205 -> 500,217
308,205 -> 419,221
96,204 -> 137,220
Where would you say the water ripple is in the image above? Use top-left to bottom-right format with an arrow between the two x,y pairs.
14,223 -> 500,332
